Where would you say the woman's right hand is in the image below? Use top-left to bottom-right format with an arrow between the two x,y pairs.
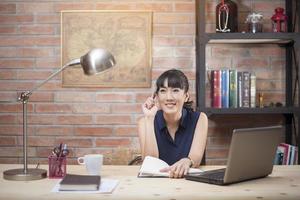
142,95 -> 158,117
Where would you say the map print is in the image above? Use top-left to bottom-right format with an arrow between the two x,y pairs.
61,11 -> 152,87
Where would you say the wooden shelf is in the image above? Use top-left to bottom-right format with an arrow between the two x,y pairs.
197,107 -> 299,116
202,33 -> 298,44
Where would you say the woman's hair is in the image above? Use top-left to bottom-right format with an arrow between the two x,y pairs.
155,69 -> 193,110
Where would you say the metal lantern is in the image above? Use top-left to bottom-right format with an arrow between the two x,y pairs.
271,7 -> 288,32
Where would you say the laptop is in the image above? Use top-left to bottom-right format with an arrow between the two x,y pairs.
185,126 -> 282,185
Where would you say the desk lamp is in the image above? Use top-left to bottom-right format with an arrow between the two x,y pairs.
3,48 -> 116,181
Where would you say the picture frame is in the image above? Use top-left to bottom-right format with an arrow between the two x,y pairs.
61,10 -> 152,88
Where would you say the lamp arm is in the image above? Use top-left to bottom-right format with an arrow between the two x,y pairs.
19,58 -> 80,102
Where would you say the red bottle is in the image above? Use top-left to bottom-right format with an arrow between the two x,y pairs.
271,7 -> 288,32
216,0 -> 238,33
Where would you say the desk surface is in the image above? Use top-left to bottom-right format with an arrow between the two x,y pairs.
0,164 -> 299,200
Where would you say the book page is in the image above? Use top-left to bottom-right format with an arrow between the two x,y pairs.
139,156 -> 169,177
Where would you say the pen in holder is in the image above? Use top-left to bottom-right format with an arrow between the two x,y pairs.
48,155 -> 67,178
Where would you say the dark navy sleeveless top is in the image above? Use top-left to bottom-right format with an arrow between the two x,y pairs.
154,108 -> 200,165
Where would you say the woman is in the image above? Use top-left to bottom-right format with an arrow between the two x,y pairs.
138,69 -> 208,178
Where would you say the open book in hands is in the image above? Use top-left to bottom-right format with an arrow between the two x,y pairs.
138,156 -> 203,177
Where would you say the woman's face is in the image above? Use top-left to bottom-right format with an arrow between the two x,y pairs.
156,79 -> 188,115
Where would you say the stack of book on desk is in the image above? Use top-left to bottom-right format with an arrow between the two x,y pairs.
59,174 -> 101,191
274,143 -> 298,165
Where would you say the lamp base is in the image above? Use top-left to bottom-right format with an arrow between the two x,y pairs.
3,168 -> 47,181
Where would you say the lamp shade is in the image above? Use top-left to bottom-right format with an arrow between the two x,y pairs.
80,48 -> 116,75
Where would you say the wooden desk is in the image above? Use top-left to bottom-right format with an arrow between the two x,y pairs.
0,164 -> 299,200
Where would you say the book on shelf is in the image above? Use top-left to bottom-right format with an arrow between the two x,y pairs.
274,143 -> 298,165
221,69 -> 229,108
211,70 -> 222,108
237,71 -> 243,108
138,156 -> 203,177
241,71 -> 250,108
250,74 -> 256,108
59,174 -> 101,191
229,70 -> 238,108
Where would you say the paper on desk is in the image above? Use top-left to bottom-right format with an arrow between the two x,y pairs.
51,178 -> 119,194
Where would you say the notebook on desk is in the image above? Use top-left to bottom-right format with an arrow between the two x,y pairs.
185,126 -> 283,185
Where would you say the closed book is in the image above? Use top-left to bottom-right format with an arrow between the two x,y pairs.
59,174 -> 101,191
250,74 -> 256,108
237,72 -> 243,107
229,70 -> 237,108
241,72 -> 250,108
211,70 -> 222,108
221,69 -> 229,108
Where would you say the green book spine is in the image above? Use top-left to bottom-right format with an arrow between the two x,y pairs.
229,70 -> 237,108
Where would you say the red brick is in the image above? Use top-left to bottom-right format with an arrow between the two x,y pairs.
153,25 -> 173,35
19,25 -> 55,35
153,47 -> 173,57
96,93 -> 133,103
54,3 -> 94,11
0,59 -> 35,68
0,92 -> 17,102
35,126 -> 73,136
26,115 -> 56,125
0,125 -> 23,135
0,146 -> 36,157
154,13 -> 192,24
153,37 -> 193,47
175,3 -> 194,12
29,92 -> 54,102
96,3 -> 136,10
136,3 -> 172,12
96,115 -> 132,125
74,127 -> 113,136
35,104 -> 72,113
0,70 -> 17,79
0,136 -> 16,146
0,115 -> 17,124
0,26 -> 16,34
0,103 -> 33,113
153,58 -> 193,69
18,136 -> 55,147
17,47 -> 54,58
0,15 -> 33,24
72,104 -> 110,114
111,104 -> 141,114
0,47 -> 17,57
115,126 -> 138,136
56,92 -> 95,102
95,138 -> 131,147
36,58 -> 60,68
55,138 -> 93,148
55,115 -> 93,125
174,47 -> 195,57
36,15 -> 60,23
17,70 -> 56,80
0,4 -> 16,14
17,3 -> 54,13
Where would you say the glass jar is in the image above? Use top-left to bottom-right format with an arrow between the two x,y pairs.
245,13 -> 263,33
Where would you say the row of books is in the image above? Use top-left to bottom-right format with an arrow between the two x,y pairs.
274,143 -> 298,165
210,69 -> 256,108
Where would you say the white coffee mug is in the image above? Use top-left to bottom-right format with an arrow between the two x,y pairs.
77,154 -> 103,175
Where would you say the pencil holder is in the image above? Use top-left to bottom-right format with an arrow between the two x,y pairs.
48,155 -> 67,178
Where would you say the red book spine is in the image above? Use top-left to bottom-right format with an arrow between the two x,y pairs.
212,70 -> 222,108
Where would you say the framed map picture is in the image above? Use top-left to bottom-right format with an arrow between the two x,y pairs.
61,10 -> 152,87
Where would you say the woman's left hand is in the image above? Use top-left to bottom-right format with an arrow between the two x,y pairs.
160,158 -> 192,178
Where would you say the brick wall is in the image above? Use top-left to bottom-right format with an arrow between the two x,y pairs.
0,0 -> 286,165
